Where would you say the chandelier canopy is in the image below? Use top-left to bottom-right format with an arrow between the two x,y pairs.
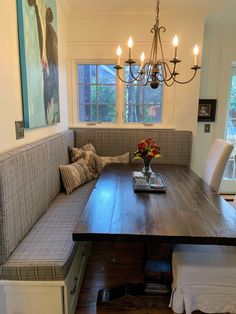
114,0 -> 201,89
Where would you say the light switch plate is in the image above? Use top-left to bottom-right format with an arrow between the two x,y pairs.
15,121 -> 24,139
204,124 -> 211,133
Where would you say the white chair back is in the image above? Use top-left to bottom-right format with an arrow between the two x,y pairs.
203,139 -> 233,192
232,195 -> 236,209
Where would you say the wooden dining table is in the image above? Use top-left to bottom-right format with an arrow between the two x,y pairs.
73,163 -> 236,245
73,163 -> 236,307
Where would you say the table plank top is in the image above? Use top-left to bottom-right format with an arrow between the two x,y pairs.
73,164 -> 236,245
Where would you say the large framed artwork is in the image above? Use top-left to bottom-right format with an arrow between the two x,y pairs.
17,0 -> 60,128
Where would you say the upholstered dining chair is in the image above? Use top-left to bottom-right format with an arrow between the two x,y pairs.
203,139 -> 233,193
170,139 -> 235,314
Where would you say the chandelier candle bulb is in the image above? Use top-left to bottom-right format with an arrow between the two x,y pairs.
128,36 -> 133,60
140,52 -> 145,69
193,44 -> 199,66
116,46 -> 122,66
173,35 -> 179,58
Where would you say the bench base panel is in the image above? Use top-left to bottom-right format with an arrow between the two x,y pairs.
0,242 -> 90,314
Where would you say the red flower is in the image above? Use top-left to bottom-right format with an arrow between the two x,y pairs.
133,138 -> 161,161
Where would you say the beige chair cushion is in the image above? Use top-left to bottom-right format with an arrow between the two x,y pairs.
203,139 -> 233,192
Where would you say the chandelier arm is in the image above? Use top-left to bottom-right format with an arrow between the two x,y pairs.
159,62 -> 169,81
116,69 -> 137,84
128,63 -> 144,82
143,79 -> 150,86
158,27 -> 166,63
163,79 -> 175,87
158,62 -> 177,82
172,69 -> 198,84
149,33 -> 157,64
140,61 -> 154,85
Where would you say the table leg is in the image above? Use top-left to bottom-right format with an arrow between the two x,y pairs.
97,243 -> 172,309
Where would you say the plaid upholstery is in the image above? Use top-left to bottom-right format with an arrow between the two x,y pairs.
0,130 -> 74,265
0,180 -> 96,281
72,128 -> 192,166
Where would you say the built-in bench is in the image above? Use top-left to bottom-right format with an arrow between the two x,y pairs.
0,128 -> 192,314
0,130 -> 95,314
73,128 -> 192,166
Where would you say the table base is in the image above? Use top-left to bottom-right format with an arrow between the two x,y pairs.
97,282 -> 171,309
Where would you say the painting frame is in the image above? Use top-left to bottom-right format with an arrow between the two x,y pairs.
16,0 -> 60,128
198,99 -> 216,122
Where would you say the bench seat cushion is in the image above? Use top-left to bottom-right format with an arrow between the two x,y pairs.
0,180 -> 96,281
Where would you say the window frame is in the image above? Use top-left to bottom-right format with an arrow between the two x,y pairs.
70,59 -> 175,129
77,64 -> 117,123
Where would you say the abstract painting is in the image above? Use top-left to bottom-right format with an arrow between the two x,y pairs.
17,0 -> 60,128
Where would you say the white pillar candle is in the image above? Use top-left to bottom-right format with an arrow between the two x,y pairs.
128,36 -> 133,60
172,35 -> 179,59
193,44 -> 199,66
116,46 -> 122,66
140,52 -> 145,69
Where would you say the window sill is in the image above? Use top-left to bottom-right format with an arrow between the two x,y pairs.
69,123 -> 175,130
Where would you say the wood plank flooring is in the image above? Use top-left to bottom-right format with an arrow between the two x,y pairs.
76,242 -> 177,314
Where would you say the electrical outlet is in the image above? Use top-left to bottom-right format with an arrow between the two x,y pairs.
204,124 -> 211,133
15,121 -> 24,139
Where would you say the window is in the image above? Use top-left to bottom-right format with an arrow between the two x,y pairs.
224,67 -> 236,179
77,63 -> 163,125
124,65 -> 163,123
78,64 -> 116,122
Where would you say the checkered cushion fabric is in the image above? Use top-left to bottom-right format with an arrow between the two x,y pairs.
59,162 -> 94,194
73,128 -> 192,166
0,180 -> 96,281
0,130 -> 74,265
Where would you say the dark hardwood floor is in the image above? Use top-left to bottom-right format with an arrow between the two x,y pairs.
76,242 -> 175,314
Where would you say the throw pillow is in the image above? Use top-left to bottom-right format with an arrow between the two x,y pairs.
99,152 -> 130,168
77,150 -> 100,178
68,142 -> 96,163
68,142 -> 100,177
82,142 -> 96,154
59,162 -> 93,194
68,146 -> 85,163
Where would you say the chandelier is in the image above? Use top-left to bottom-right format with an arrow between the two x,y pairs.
114,0 -> 201,89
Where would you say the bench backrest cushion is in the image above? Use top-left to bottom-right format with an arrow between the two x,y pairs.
0,130 -> 74,265
73,128 -> 192,166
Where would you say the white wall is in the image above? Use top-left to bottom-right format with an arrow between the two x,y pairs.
195,24 -> 236,179
0,0 -> 69,153
66,12 -> 205,171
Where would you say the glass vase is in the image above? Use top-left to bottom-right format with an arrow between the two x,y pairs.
142,157 -> 153,179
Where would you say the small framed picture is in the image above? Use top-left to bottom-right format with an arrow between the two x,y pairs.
198,99 -> 217,122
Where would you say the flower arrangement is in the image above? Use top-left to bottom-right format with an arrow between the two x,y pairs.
134,138 -> 160,160
134,138 -> 160,176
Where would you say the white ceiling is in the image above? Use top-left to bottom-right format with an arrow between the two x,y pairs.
66,0 -> 236,14
65,0 -> 236,28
